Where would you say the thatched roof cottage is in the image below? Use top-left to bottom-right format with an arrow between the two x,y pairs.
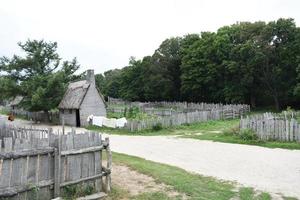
58,69 -> 106,127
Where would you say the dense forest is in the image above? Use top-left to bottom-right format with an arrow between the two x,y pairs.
1,18 -> 300,112
96,18 -> 300,110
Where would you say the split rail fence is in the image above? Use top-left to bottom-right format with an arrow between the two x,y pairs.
240,112 -> 300,142
0,124 -> 111,200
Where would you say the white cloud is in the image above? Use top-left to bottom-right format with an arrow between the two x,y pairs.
0,0 -> 299,73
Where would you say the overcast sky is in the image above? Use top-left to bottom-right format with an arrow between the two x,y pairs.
0,0 -> 299,74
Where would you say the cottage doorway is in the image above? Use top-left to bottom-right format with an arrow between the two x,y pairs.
76,109 -> 81,127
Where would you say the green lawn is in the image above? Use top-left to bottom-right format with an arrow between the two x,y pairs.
105,152 -> 274,200
185,133 -> 300,150
180,120 -> 300,150
0,108 -> 9,115
86,119 -> 239,136
238,188 -> 271,200
86,119 -> 300,150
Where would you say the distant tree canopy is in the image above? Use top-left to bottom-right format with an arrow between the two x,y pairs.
1,18 -> 299,112
96,18 -> 300,110
0,40 -> 81,112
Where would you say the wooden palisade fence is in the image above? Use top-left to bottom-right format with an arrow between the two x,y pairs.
106,99 -> 250,132
125,108 -> 249,132
0,124 -> 111,200
1,106 -> 60,124
240,112 -> 300,142
107,98 -> 250,113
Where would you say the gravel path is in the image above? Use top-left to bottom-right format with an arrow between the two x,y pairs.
1,115 -> 300,198
108,135 -> 300,199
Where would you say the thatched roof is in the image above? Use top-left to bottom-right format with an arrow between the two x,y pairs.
58,80 -> 90,109
10,96 -> 23,106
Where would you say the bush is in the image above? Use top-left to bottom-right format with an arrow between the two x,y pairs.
62,184 -> 95,200
223,126 -> 239,136
238,129 -> 258,141
107,111 -> 124,119
152,123 -> 162,131
126,106 -> 140,119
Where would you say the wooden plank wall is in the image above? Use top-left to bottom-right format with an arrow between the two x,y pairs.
58,131 -> 103,194
0,127 -> 54,200
240,112 -> 300,142
0,125 -> 111,200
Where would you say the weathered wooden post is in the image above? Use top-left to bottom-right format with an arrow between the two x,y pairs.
62,117 -> 65,135
54,130 -> 61,197
104,137 -> 112,193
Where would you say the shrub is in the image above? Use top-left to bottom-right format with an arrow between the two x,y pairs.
223,126 -> 239,136
182,123 -> 190,127
152,123 -> 162,131
238,129 -> 258,141
286,106 -> 294,112
126,106 -> 140,119
62,184 -> 95,199
107,111 -> 124,119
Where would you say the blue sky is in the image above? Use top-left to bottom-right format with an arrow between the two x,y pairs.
0,0 -> 299,74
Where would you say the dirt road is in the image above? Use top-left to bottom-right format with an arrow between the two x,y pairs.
108,135 -> 300,198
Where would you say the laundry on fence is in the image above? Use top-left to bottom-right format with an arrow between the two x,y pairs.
91,115 -> 106,127
88,115 -> 127,128
115,117 -> 127,128
103,118 -> 117,128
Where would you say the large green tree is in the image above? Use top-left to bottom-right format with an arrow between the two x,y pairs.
0,40 -> 80,114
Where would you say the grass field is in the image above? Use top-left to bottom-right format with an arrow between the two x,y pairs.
87,119 -> 300,150
0,108 -> 9,115
104,152 -> 275,200
86,119 -> 240,136
181,120 -> 300,150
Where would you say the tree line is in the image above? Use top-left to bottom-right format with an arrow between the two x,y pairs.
1,18 -> 300,112
96,18 -> 300,110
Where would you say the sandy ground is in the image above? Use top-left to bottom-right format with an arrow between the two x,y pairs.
1,115 -> 300,198
111,163 -> 187,199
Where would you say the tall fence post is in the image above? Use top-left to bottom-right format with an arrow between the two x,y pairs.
104,137 -> 112,193
54,131 -> 61,197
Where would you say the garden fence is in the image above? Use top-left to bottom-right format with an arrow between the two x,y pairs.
107,98 -> 250,113
107,99 -> 250,131
240,112 -> 300,142
0,123 -> 111,200
125,108 -> 247,132
1,106 -> 59,124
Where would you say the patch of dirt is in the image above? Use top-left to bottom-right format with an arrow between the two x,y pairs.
209,130 -> 222,133
193,132 -> 203,135
181,132 -> 203,136
111,163 -> 188,199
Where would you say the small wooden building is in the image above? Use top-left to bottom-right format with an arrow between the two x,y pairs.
58,69 -> 106,127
